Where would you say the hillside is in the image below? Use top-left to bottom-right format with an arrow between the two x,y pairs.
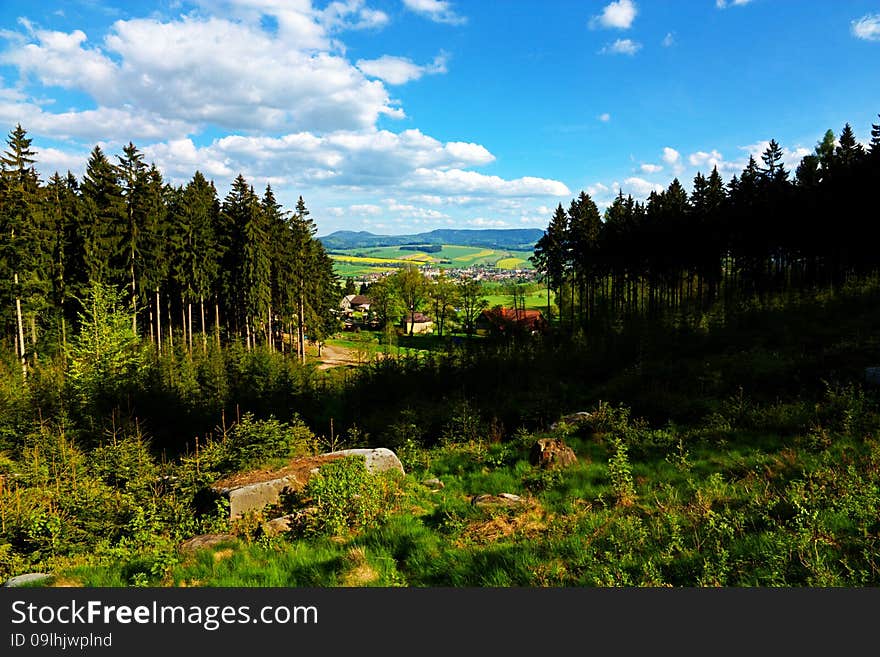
318,228 -> 544,251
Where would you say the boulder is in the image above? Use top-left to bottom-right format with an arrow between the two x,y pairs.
3,573 -> 51,588
179,533 -> 237,553
422,477 -> 445,490
529,438 -> 578,469
472,493 -> 523,508
326,448 -> 406,477
211,448 -> 405,520
550,411 -> 593,431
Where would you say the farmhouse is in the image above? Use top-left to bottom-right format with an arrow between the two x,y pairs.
475,306 -> 547,336
340,294 -> 372,314
401,312 -> 434,334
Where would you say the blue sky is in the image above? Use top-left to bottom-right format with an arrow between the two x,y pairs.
1,0 -> 878,235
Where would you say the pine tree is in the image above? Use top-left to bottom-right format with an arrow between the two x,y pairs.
78,146 -> 126,291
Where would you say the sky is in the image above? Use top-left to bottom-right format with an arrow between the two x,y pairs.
0,0 -> 878,237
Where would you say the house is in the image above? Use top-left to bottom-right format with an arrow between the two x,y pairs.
401,312 -> 433,334
475,306 -> 547,336
339,294 -> 372,314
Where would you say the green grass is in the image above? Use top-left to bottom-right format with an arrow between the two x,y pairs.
483,289 -> 552,312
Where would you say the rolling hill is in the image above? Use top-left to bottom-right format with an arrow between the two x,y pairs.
318,228 -> 544,251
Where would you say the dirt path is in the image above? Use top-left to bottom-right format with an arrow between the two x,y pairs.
314,343 -> 362,370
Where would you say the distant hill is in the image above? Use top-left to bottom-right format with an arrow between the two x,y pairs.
318,228 -> 544,251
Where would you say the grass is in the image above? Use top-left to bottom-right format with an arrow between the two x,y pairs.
7,281 -> 880,588
41,387 -> 880,587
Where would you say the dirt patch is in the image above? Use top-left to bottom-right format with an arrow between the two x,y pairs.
459,498 -> 550,545
213,453 -> 347,490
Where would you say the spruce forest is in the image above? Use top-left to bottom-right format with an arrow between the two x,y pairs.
1,113 -> 879,588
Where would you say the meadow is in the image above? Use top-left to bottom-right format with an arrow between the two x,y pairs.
328,244 -> 535,277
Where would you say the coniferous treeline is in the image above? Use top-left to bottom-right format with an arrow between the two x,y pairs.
0,125 -> 337,376
532,117 -> 880,329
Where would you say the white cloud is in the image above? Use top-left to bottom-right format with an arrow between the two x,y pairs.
716,0 -> 752,8
590,0 -> 637,29
739,140 -> 813,173
688,149 -> 724,168
600,38 -> 642,55
405,168 -> 570,197
587,182 -> 610,197
662,147 -> 680,165
661,146 -> 685,175
640,163 -> 662,174
662,32 -> 675,47
349,203 -> 383,215
356,52 -> 447,85
385,198 -> 448,219
852,14 -> 880,41
598,112 -> 611,122
3,14 -> 401,134
401,0 -> 467,25
467,217 -> 509,228
621,176 -> 664,197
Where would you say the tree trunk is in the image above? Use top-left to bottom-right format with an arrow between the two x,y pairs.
14,273 -> 26,381
267,303 -> 273,352
214,302 -> 220,349
187,302 -> 193,355
200,295 -> 207,353
156,289 -> 162,355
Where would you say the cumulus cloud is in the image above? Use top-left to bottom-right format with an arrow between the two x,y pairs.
401,0 -> 467,25
3,14 -> 401,134
356,52 -> 448,85
598,113 -> 611,122
716,0 -> 752,8
662,32 -> 675,47
662,147 -> 682,169
404,168 -> 571,197
600,38 -> 642,55
590,0 -> 637,29
640,163 -> 662,174
621,176 -> 665,197
739,140 -> 813,173
852,14 -> 880,41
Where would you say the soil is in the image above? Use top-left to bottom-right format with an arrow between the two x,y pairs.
212,453 -> 347,489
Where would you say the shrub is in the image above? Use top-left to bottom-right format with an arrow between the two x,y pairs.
296,456 -> 398,537
607,436 -> 636,506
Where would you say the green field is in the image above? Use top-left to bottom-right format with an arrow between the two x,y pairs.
329,244 -> 535,277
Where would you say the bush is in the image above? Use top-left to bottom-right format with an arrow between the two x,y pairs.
296,456 -> 398,536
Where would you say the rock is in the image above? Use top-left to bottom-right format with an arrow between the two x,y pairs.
327,448 -> 406,477
472,493 -> 524,508
422,477 -> 444,490
211,448 -> 405,520
220,475 -> 304,521
262,514 -> 296,537
866,367 -> 880,387
3,573 -> 51,588
550,411 -> 593,431
179,533 -> 237,553
529,438 -> 578,469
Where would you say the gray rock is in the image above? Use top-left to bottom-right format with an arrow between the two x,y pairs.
326,448 -> 406,477
262,514 -> 295,537
221,475 -> 303,520
179,533 -> 237,553
3,573 -> 51,588
422,477 -> 444,490
550,411 -> 593,431
472,493 -> 524,508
